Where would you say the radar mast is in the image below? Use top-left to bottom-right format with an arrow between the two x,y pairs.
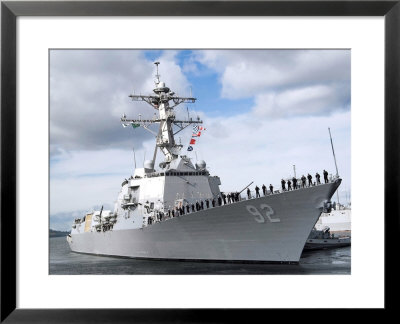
121,62 -> 202,166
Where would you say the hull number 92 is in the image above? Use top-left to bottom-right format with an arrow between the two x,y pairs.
246,204 -> 280,223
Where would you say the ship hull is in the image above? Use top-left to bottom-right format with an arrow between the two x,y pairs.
68,179 -> 341,263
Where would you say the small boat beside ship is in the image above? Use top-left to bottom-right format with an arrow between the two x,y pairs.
314,202 -> 351,233
303,226 -> 351,251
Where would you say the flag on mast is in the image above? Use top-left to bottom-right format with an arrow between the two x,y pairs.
188,125 -> 206,151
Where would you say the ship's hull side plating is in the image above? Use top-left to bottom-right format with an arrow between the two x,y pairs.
68,179 -> 341,263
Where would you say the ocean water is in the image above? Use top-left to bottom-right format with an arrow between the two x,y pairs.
49,236 -> 351,275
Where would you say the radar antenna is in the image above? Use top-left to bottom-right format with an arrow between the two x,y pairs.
122,62 -> 202,165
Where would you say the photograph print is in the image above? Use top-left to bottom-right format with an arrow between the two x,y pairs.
49,49 -> 351,275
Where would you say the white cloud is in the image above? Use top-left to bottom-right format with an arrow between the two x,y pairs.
50,138 -> 157,215
196,50 -> 350,95
195,110 -> 350,197
50,50 -> 192,154
252,84 -> 349,118
195,49 -> 350,117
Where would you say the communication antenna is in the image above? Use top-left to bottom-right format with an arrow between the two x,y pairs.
154,61 -> 160,83
328,127 -> 339,177
99,205 -> 103,226
132,147 -> 137,170
293,165 -> 296,178
328,127 -> 340,204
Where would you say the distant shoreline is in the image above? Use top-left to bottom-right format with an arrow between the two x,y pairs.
50,229 -> 70,238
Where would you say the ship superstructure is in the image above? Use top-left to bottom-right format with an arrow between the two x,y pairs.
314,203 -> 351,232
67,62 -> 342,263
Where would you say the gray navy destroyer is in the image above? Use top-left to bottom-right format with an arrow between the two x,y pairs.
67,62 -> 341,264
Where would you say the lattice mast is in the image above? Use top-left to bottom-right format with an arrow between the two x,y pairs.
121,62 -> 202,166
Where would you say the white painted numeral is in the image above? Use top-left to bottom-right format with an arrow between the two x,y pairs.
246,204 -> 280,223
246,205 -> 265,223
260,204 -> 280,223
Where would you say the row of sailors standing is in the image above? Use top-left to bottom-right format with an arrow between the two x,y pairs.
171,192 -> 241,215
146,170 -> 332,224
248,170 -> 330,199
146,192 -> 242,225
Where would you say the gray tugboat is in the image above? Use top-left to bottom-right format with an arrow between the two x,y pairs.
304,227 -> 351,251
67,62 -> 341,263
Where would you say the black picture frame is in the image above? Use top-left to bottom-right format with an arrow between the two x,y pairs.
1,0 -> 398,322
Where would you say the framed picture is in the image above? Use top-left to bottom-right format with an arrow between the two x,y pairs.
1,0 -> 398,321
49,48 -> 352,275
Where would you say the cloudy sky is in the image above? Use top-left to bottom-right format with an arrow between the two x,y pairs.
50,49 -> 351,231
